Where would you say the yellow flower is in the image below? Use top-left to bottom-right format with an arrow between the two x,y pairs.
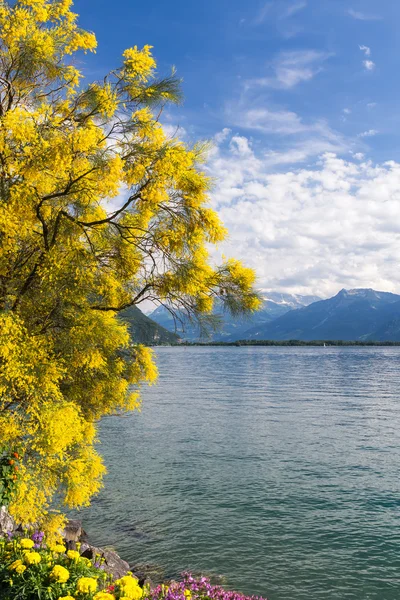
118,576 -> 140,587
184,591 -> 191,599
58,596 -> 76,600
76,577 -> 97,594
66,550 -> 80,561
121,588 -> 142,600
50,565 -> 70,583
116,576 -> 142,600
9,560 -> 23,571
52,544 -> 66,553
24,551 -> 41,565
20,538 -> 34,549
94,593 -> 115,600
15,564 -> 27,574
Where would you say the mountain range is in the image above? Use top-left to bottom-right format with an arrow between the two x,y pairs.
147,288 -> 400,342
148,292 -> 320,342
119,305 -> 179,345
246,288 -> 400,341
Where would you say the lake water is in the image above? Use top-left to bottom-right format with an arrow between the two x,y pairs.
79,347 -> 400,600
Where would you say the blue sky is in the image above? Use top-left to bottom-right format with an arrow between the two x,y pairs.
74,0 -> 400,298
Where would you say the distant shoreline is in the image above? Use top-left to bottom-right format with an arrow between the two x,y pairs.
160,340 -> 400,347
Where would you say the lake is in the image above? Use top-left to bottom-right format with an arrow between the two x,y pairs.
79,347 -> 400,600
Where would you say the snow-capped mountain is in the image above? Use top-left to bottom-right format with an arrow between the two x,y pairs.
243,288 -> 400,341
148,292 -> 321,342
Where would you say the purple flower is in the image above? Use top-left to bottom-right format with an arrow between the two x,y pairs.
32,531 -> 44,543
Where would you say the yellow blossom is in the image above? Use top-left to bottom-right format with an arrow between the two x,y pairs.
76,577 -> 97,594
0,0 -> 259,535
66,550 -> 80,561
15,564 -> 27,574
94,593 -> 116,600
50,565 -> 70,583
52,544 -> 67,554
20,538 -> 34,549
24,552 -> 41,565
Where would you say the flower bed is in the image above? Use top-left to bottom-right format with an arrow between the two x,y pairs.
0,533 -> 267,600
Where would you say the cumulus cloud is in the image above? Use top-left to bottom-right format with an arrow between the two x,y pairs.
363,60 -> 375,71
206,132 -> 400,297
247,50 -> 330,89
358,46 -> 375,71
227,103 -> 351,163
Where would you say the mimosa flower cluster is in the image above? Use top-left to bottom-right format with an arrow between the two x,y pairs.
0,534 -> 268,600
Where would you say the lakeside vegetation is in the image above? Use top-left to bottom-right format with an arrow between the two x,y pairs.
0,7 -> 261,600
0,532 -> 267,600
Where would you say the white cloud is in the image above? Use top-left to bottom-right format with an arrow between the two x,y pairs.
207,132 -> 400,297
254,1 -> 306,24
359,46 -> 375,71
359,45 -> 371,57
343,108 -> 351,115
358,129 -> 379,138
227,103 -> 351,162
367,102 -> 377,109
348,9 -> 382,21
238,107 -> 307,134
162,123 -> 188,140
247,50 -> 330,89
254,2 -> 272,25
363,60 -> 375,71
280,1 -> 307,19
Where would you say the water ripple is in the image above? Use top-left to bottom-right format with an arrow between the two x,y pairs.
78,347 -> 400,600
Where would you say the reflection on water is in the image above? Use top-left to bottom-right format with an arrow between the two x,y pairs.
78,347 -> 400,600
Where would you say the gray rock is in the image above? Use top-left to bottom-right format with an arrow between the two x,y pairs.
81,544 -> 132,580
0,506 -> 15,534
63,519 -> 82,542
62,519 -> 88,549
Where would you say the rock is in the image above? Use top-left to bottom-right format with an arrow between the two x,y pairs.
0,506 -> 15,535
131,562 -> 165,586
132,570 -> 154,588
62,520 -> 88,549
63,520 -> 82,542
81,544 -> 132,580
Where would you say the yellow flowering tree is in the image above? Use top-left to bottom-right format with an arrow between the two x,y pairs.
0,0 -> 260,532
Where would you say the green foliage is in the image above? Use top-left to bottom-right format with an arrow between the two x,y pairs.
0,534 -> 142,600
0,452 -> 20,507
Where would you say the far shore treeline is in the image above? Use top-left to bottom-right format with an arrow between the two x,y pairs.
163,340 -> 400,347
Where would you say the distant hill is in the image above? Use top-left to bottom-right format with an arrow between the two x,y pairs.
148,292 -> 321,342
243,288 -> 400,341
119,305 -> 179,345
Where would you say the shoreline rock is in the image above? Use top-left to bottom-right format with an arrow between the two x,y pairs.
63,518 -> 141,583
